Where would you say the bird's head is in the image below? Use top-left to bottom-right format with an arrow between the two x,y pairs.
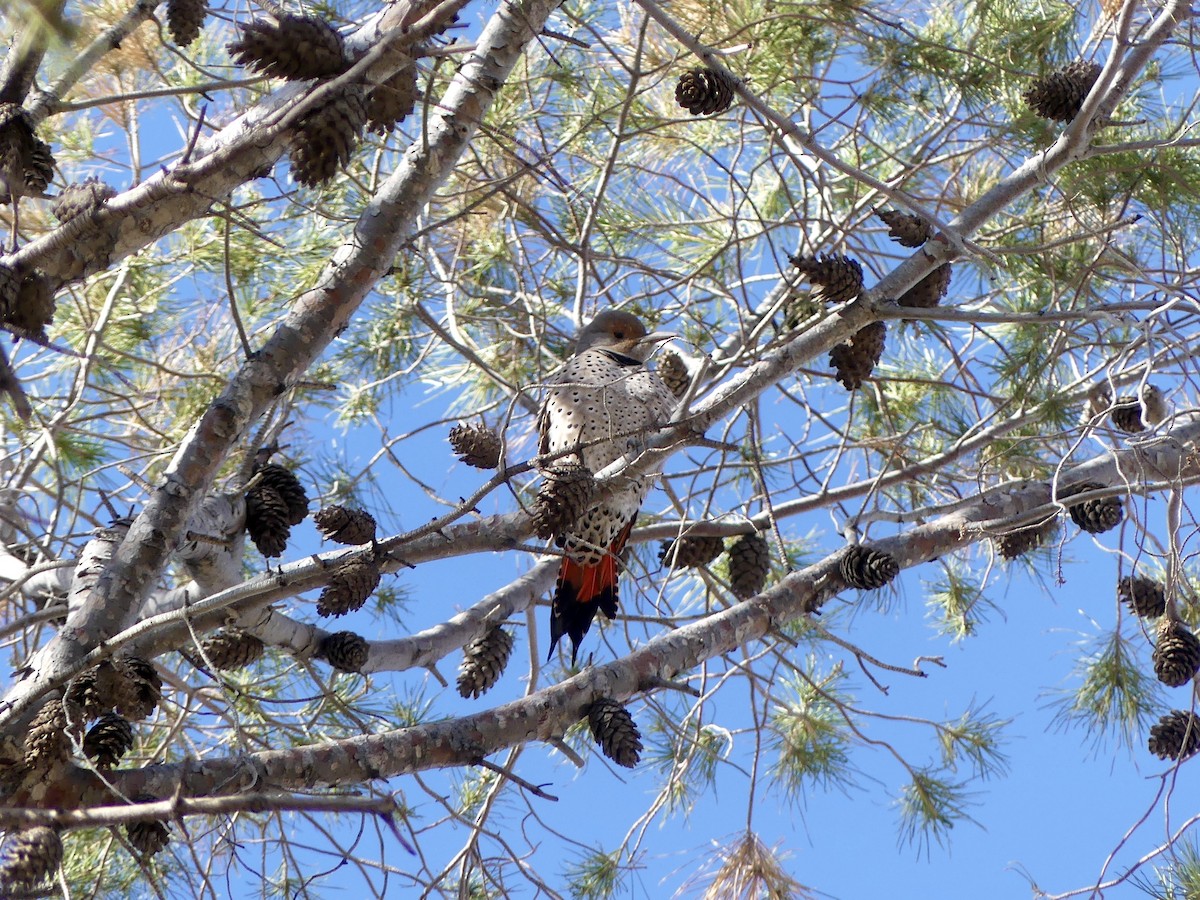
574,310 -> 673,362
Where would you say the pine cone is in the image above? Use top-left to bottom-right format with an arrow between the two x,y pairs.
897,263 -> 952,309
727,532 -> 770,599
289,85 -> 368,188
83,713 -> 133,769
313,505 -> 377,544
587,698 -> 642,768
1118,574 -> 1166,619
8,270 -> 54,336
829,321 -> 886,390
659,535 -> 724,569
227,14 -> 347,80
112,655 -> 161,721
1023,59 -> 1102,122
23,697 -> 79,774
23,137 -> 54,195
246,486 -> 291,557
456,626 -> 514,699
994,518 -> 1058,560
201,628 -> 265,670
1063,481 -> 1123,534
126,820 -> 170,857
1148,709 -> 1200,761
674,68 -> 737,116
1109,385 -> 1167,433
366,64 -> 419,133
531,464 -> 596,540
788,253 -> 864,304
319,630 -> 369,673
0,827 -> 62,891
166,0 -> 206,46
449,422 -> 502,469
0,104 -> 54,199
1153,619 -> 1200,688
657,349 -> 690,399
253,463 -> 308,525
1109,397 -> 1143,433
65,661 -> 123,719
316,558 -> 381,617
0,265 -> 18,319
52,177 -> 116,223
839,545 -> 900,590
876,208 -> 932,247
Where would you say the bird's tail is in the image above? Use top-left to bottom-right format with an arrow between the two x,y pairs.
548,522 -> 632,663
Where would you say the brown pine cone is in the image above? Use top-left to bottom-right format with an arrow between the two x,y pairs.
531,464 -> 596,540
1153,619 -> 1200,688
1062,482 -> 1123,535
656,349 -> 690,399
876,208 -> 932,247
994,518 -> 1059,560
1148,709 -> 1200,761
839,545 -> 900,590
319,630 -> 369,673
0,827 -> 62,892
449,423 -> 502,469
0,270 -> 54,340
227,14 -> 348,80
52,177 -> 116,223
1118,574 -> 1165,619
254,463 -> 308,525
456,626 -> 515,699
0,265 -> 17,318
829,321 -> 886,390
289,85 -> 368,188
587,698 -> 642,768
1109,397 -> 1142,433
22,137 -> 54,196
367,64 -> 419,133
83,713 -> 134,769
727,532 -> 770,599
23,697 -> 79,774
1023,60 -> 1102,122
897,263 -> 951,309
126,820 -> 170,857
246,486 -> 291,558
166,0 -> 206,46
201,628 -> 266,670
659,535 -> 724,569
111,655 -> 161,721
316,558 -> 381,617
7,270 -> 54,337
65,660 -> 123,719
788,253 -> 864,304
313,505 -> 378,545
0,104 -> 54,199
674,68 -> 737,116
1110,385 -> 1167,433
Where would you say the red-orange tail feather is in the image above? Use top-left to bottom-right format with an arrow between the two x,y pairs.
549,522 -> 633,663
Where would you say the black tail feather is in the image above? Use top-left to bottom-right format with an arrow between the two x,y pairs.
548,564 -> 620,664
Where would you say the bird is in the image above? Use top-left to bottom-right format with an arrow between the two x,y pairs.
538,309 -> 677,663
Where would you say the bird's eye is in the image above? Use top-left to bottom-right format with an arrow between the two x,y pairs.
614,331 -> 625,338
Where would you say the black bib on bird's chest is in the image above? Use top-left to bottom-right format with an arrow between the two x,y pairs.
598,349 -> 643,367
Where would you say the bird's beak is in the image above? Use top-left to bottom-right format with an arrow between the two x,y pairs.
637,331 -> 675,347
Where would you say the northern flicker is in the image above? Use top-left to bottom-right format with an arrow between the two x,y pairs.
539,310 -> 677,662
